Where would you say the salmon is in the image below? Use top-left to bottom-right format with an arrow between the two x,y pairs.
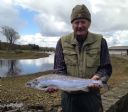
26,74 -> 107,92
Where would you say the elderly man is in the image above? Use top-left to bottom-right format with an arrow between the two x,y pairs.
47,4 -> 112,112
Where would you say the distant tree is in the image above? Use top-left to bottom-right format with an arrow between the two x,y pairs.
0,26 -> 20,50
28,44 -> 40,50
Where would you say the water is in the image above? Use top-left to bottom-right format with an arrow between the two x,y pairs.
0,53 -> 54,77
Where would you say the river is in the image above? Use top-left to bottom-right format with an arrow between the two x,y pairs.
0,53 -> 54,77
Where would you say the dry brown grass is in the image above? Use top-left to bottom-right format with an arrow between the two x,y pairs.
108,56 -> 128,88
0,50 -> 49,59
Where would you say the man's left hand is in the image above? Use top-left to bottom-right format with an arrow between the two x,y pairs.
89,74 -> 101,89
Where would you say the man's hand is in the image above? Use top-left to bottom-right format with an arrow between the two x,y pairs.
89,74 -> 101,89
44,86 -> 58,93
91,75 -> 100,80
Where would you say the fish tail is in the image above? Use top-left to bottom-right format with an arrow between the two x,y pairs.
101,81 -> 109,90
100,76 -> 110,90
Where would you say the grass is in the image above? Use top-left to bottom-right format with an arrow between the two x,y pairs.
100,56 -> 128,93
0,56 -> 128,111
0,50 -> 50,59
108,56 -> 128,88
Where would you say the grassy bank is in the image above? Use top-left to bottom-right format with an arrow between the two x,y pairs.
0,70 -> 61,111
1,56 -> 128,111
0,50 -> 50,59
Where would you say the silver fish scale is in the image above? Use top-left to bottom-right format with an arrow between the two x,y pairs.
26,74 -> 104,92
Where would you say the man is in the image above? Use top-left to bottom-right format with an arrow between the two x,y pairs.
47,4 -> 112,112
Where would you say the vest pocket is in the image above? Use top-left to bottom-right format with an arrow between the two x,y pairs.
86,48 -> 100,67
63,50 -> 78,76
63,50 -> 77,66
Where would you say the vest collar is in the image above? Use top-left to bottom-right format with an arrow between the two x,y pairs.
71,32 -> 97,46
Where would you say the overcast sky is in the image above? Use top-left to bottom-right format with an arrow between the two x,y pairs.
0,0 -> 128,47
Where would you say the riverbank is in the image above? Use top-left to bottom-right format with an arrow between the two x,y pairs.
1,56 -> 128,112
1,70 -> 61,112
0,50 -> 50,59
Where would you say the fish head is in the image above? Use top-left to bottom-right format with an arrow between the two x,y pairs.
26,79 -> 40,88
26,78 -> 50,90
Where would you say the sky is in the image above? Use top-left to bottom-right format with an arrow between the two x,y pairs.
0,0 -> 128,47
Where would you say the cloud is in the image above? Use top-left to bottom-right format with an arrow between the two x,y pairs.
35,14 -> 70,36
90,0 -> 128,32
17,33 -> 59,47
0,0 -> 128,47
105,30 -> 128,47
15,0 -> 128,36
13,0 -> 89,36
0,0 -> 25,31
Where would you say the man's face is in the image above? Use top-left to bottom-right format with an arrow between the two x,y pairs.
72,19 -> 91,37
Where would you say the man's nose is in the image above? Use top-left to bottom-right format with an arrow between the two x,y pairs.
77,22 -> 83,27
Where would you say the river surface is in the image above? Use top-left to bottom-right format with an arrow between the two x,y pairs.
0,53 -> 54,77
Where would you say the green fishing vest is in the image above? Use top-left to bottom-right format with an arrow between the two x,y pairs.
61,32 -> 102,78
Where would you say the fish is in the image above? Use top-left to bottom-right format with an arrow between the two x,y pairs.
26,74 -> 108,92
